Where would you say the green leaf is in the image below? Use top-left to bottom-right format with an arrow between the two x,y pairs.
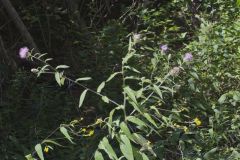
35,144 -> 44,160
60,127 -> 74,143
120,135 -> 134,160
75,77 -> 92,82
102,96 -> 110,103
132,133 -> 156,157
190,72 -> 199,80
42,139 -> 64,147
55,72 -> 61,86
132,133 -> 148,146
56,65 -> 70,69
120,122 -> 133,141
132,147 -> 143,160
124,86 -> 137,104
106,72 -> 121,82
123,53 -> 134,64
94,150 -> 104,160
228,150 -> 240,159
136,88 -> 143,98
79,89 -> 88,108
218,94 -> 226,104
125,66 -> 141,73
97,82 -> 106,93
203,147 -> 218,159
153,85 -> 163,99
127,116 -> 147,129
141,153 -> 149,160
129,101 -> 142,113
25,154 -> 34,160
60,77 -> 65,85
98,137 -> 118,160
237,0 -> 240,7
143,113 -> 158,128
107,105 -> 123,138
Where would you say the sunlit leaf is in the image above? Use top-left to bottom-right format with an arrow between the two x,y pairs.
56,65 -> 70,69
35,144 -> 44,160
79,89 -> 88,108
55,72 -> 61,86
60,127 -> 74,143
94,150 -> 104,160
120,135 -> 134,160
106,72 -> 121,82
120,122 -> 133,141
75,77 -> 92,82
98,137 -> 118,160
25,154 -> 34,160
153,84 -> 163,99
97,82 -> 105,93
102,96 -> 110,103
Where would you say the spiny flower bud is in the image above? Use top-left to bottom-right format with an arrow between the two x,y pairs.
169,67 -> 181,76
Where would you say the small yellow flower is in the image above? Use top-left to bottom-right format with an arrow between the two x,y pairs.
44,146 -> 49,153
183,126 -> 189,133
88,130 -> 94,136
83,130 -> 94,137
81,128 -> 87,132
194,117 -> 202,126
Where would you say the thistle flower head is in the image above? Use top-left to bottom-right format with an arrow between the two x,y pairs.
19,47 -> 29,59
161,44 -> 168,52
183,52 -> 193,62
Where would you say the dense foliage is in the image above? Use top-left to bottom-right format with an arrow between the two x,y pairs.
0,0 -> 240,160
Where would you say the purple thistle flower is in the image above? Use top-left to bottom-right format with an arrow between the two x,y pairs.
161,44 -> 168,52
183,53 -> 193,62
19,47 -> 29,59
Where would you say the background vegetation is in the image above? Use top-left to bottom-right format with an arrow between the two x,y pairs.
0,0 -> 240,159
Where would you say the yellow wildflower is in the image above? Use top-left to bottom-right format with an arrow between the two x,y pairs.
44,146 -> 49,153
83,130 -> 94,137
194,117 -> 202,126
88,130 -> 94,136
81,128 -> 87,133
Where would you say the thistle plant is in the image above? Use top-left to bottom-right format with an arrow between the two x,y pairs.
22,36 -> 199,160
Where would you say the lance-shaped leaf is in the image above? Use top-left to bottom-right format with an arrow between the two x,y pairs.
102,96 -> 110,103
124,86 -> 137,104
35,144 -> 44,160
75,77 -> 92,82
98,137 -> 118,160
94,150 -> 104,160
60,127 -> 74,143
97,82 -> 105,93
79,89 -> 88,108
106,72 -> 121,82
56,65 -> 70,69
120,135 -> 134,160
